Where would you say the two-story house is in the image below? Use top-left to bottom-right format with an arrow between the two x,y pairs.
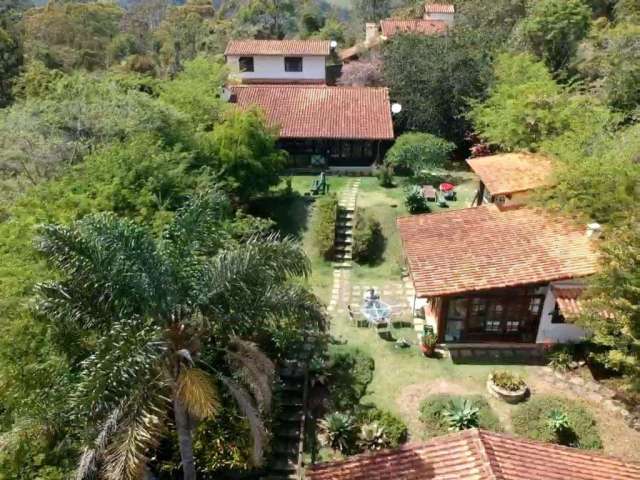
225,39 -> 395,169
225,39 -> 332,85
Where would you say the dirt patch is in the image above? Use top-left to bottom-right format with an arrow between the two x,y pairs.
396,379 -> 483,440
527,368 -> 640,462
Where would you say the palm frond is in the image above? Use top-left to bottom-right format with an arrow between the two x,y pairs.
76,407 -> 123,480
228,338 -> 275,384
220,376 -> 268,467
74,319 -> 166,420
176,367 -> 221,420
102,386 -> 170,480
226,351 -> 273,413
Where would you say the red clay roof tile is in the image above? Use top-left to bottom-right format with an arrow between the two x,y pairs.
307,429 -> 640,480
466,153 -> 555,196
230,85 -> 394,140
424,3 -> 455,14
396,205 -> 599,297
224,40 -> 331,56
380,19 -> 448,37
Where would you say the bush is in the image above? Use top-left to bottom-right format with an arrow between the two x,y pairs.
358,407 -> 408,448
491,370 -> 526,391
385,132 -> 455,174
311,193 -> 338,260
404,186 -> 430,214
512,396 -> 602,449
442,399 -> 480,431
327,346 -> 375,410
419,394 -> 501,438
358,422 -> 390,451
377,162 -> 394,187
352,210 -> 384,264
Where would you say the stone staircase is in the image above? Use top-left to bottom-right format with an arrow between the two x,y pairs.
333,180 -> 360,269
262,362 -> 308,480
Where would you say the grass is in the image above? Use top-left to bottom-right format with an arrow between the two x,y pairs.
352,170 -> 477,284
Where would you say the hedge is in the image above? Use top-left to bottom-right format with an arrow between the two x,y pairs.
328,345 -> 375,411
311,193 -> 338,260
419,394 -> 502,438
511,396 -> 602,449
358,406 -> 408,448
352,209 -> 384,264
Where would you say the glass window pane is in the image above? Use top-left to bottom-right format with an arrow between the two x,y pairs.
447,298 -> 468,320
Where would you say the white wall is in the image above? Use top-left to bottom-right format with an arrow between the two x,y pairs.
423,12 -> 455,26
227,55 -> 326,82
536,281 -> 588,344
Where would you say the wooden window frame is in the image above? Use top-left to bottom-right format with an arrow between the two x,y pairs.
284,56 -> 303,72
238,56 -> 254,72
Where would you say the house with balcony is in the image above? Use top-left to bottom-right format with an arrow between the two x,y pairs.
225,39 -> 333,85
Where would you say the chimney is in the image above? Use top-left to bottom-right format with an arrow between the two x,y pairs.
365,22 -> 379,45
586,222 -> 602,239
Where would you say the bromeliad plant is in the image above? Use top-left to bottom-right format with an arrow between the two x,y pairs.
35,190 -> 325,480
319,412 -> 357,454
358,422 -> 390,451
443,400 -> 480,431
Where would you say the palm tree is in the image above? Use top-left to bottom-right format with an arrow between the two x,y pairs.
35,190 -> 325,480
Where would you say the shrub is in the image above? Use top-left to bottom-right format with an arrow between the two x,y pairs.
358,407 -> 408,448
385,132 -> 455,175
352,210 -> 384,264
491,370 -> 526,391
311,193 -> 338,260
319,412 -> 358,454
419,394 -> 501,438
512,396 -> 602,449
442,399 -> 480,431
377,162 -> 394,187
328,346 -> 375,410
404,186 -> 430,214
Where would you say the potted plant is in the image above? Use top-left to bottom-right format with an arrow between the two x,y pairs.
487,370 -> 529,404
420,331 -> 438,357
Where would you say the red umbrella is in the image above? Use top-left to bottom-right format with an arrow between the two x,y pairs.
439,182 -> 455,192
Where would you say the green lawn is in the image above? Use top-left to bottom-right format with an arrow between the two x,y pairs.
352,170 -> 478,284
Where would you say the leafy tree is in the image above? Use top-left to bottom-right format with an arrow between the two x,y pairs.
578,22 -> 640,114
456,0 -> 528,49
202,108 -> 287,203
234,0 -> 297,39
383,30 -> 493,145
385,132 -> 454,174
579,218 -> 640,389
21,1 -> 123,71
159,56 -> 228,131
312,16 -> 347,43
353,0 -> 391,22
35,191 -> 324,480
518,0 -> 592,74
0,26 -> 22,107
469,53 -> 615,152
154,1 -> 218,76
614,0 -> 640,23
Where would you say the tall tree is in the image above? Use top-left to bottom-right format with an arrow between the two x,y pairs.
383,30 -> 493,145
234,0 -> 297,39
517,0 -> 592,74
35,190 -> 325,480
353,0 -> 391,23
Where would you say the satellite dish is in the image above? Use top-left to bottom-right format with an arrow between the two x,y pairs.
391,103 -> 402,114
330,40 -> 338,49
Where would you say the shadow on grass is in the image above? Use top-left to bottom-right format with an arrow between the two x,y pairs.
450,353 -> 547,366
248,191 -> 312,238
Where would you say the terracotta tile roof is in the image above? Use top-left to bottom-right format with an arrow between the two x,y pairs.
396,205 -> 599,298
224,40 -> 331,56
230,85 -> 394,140
466,153 -> 555,196
307,429 -> 640,480
424,3 -> 455,14
380,19 -> 448,37
552,285 -> 585,318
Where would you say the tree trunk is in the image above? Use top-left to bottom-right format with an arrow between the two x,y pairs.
174,397 -> 197,480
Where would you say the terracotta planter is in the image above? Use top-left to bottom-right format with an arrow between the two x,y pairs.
486,375 -> 528,404
420,343 -> 435,357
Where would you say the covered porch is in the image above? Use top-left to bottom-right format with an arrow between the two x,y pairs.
279,138 -> 391,167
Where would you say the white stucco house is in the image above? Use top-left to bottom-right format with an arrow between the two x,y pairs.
225,39 -> 332,85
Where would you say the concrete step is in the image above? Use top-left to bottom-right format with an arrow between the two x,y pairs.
333,262 -> 352,269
